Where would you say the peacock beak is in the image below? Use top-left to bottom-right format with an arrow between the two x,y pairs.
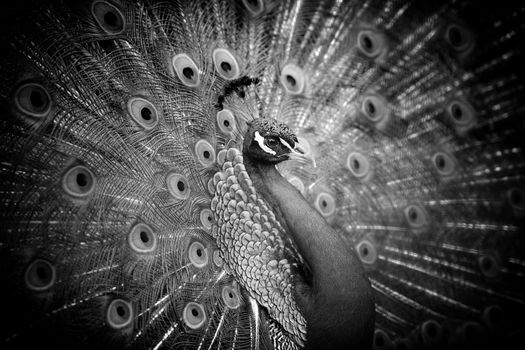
294,143 -> 306,154
288,145 -> 316,168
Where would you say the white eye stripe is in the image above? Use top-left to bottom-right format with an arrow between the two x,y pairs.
279,138 -> 295,152
254,131 -> 276,155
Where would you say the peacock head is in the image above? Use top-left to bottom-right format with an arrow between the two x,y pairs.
243,118 -> 310,165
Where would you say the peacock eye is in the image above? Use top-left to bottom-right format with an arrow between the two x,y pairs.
264,137 -> 279,148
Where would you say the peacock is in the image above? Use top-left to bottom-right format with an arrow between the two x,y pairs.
1,0 -> 524,349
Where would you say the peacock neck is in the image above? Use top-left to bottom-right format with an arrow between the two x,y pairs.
242,154 -> 375,350
241,157 -> 288,222
242,155 -> 350,286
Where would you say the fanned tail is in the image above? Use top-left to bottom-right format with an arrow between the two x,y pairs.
1,0 -> 524,349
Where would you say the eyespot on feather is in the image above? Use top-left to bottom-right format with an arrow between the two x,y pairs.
361,95 -> 388,123
356,239 -> 377,265
106,299 -> 133,329
166,172 -> 190,200
347,152 -> 372,180
188,240 -> 209,268
172,53 -> 201,87
280,63 -> 306,95
445,23 -> 474,52
194,140 -> 216,167
200,209 -> 214,230
432,152 -> 456,177
242,0 -> 265,16
62,165 -> 96,198
183,302 -> 207,329
91,1 -> 126,35
478,254 -> 501,279
217,110 -> 236,135
373,329 -> 393,350
404,204 -> 429,231
447,100 -> 475,125
213,48 -> 241,80
314,192 -> 336,217
420,320 -> 443,347
128,223 -> 157,253
221,285 -> 241,309
446,98 -> 477,135
127,96 -> 159,130
24,259 -> 56,292
13,83 -> 53,118
357,29 -> 387,59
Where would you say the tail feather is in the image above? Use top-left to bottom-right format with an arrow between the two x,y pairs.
1,0 -> 524,349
